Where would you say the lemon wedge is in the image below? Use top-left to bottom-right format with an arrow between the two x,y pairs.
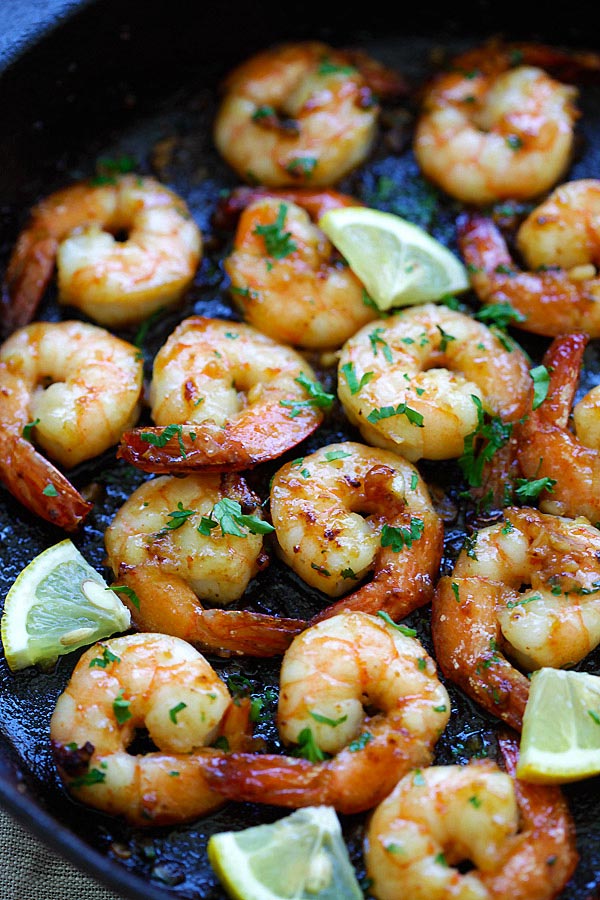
516,668 -> 600,783
1,539 -> 131,671
319,205 -> 470,311
207,805 -> 363,900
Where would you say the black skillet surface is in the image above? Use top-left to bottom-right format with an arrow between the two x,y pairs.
1,1 -> 600,897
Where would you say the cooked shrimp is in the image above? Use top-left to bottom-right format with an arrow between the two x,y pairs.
413,41 -> 587,205
432,506 -> 600,730
516,332 -> 600,522
457,208 -> 600,338
213,40 -> 406,188
0,321 -> 143,530
50,633 -> 256,826
365,738 -> 577,900
2,174 -> 202,333
104,472 -> 304,657
222,188 -> 377,349
269,442 -> 443,622
118,316 -> 328,473
199,611 -> 451,814
337,304 -> 532,462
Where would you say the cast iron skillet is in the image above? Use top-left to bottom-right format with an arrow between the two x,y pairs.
1,1 -> 600,897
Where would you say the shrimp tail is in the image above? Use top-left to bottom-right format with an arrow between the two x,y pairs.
213,186 -> 360,231
199,752 -> 331,809
490,735 -> 579,898
531,332 -> 588,426
191,609 -> 305,658
118,411 -> 321,474
0,436 -> 92,531
432,576 -> 530,732
1,233 -> 58,337
200,739 -> 424,816
114,567 -> 305,658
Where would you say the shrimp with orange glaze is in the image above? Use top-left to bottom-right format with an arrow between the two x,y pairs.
104,472 -> 305,657
269,442 -> 443,622
199,611 -> 450,814
458,181 -> 600,337
213,41 -> 406,188
432,506 -> 600,731
2,173 -> 202,334
413,40 -> 600,205
364,737 -> 577,900
516,332 -> 600,523
221,187 -> 377,349
117,316 -> 328,474
0,320 -> 143,530
337,304 -> 532,462
50,633 -> 257,826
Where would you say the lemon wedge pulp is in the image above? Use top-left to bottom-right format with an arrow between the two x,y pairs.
1,539 -> 131,671
516,667 -> 600,783
208,805 -> 363,900
319,205 -> 470,311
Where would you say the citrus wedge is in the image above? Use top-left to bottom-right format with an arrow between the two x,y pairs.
207,805 -> 363,900
1,539 -> 131,671
516,668 -> 600,783
319,205 -> 470,311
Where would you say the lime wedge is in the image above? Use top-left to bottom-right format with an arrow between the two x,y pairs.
1,539 -> 131,671
207,805 -> 363,900
319,206 -> 469,310
516,668 -> 600,783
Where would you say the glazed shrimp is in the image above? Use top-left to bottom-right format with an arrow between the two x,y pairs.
50,633 -> 257,826
2,174 -> 202,333
337,304 -> 532,462
199,611 -> 451,814
413,41 -> 590,205
269,442 -> 443,622
213,41 -> 406,188
517,332 -> 600,523
0,321 -> 143,530
118,317 -> 328,474
457,198 -> 600,338
104,472 -> 304,657
432,506 -> 600,731
222,188 -> 377,349
364,738 -> 577,900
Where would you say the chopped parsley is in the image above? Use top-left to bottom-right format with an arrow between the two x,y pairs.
530,364 -> 550,409
340,361 -> 374,395
367,403 -> 424,427
198,497 -> 274,537
253,203 -> 297,258
458,395 -> 513,488
380,517 -> 425,551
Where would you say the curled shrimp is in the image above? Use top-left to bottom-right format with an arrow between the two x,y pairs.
104,472 -> 305,657
432,506 -> 600,731
269,442 -> 443,622
118,316 -> 328,474
213,40 -> 406,188
337,304 -> 532,462
199,611 -> 450,814
2,173 -> 202,334
221,187 -> 377,350
413,40 -> 595,205
364,737 -> 577,900
516,332 -> 600,523
457,193 -> 600,338
50,633 -> 257,826
0,321 -> 143,530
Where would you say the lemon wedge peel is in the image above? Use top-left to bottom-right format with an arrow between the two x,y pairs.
319,206 -> 470,311
516,667 -> 600,784
1,539 -> 131,672
207,805 -> 363,900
